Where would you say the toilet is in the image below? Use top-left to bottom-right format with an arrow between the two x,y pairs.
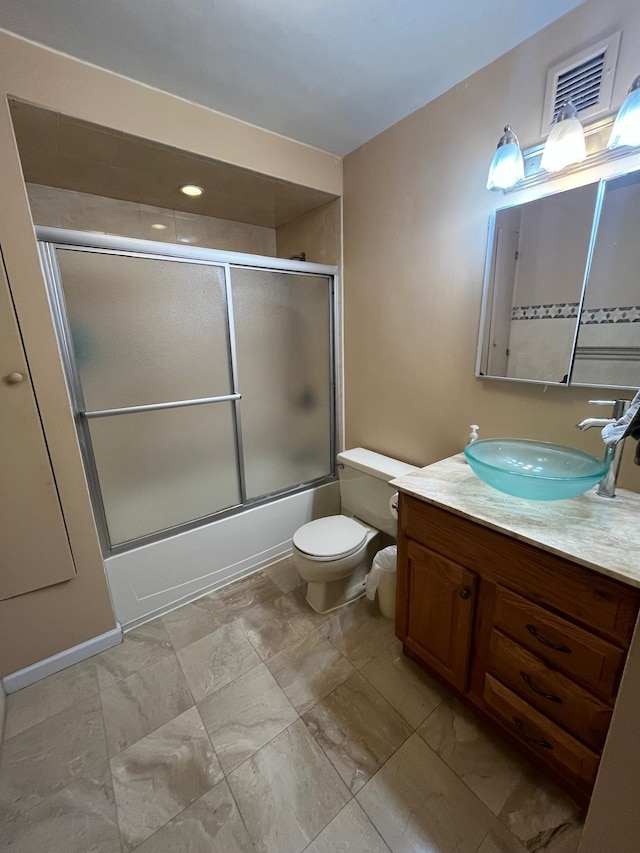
292,448 -> 417,614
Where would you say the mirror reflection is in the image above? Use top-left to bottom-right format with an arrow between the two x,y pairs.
572,171 -> 640,388
479,183 -> 599,384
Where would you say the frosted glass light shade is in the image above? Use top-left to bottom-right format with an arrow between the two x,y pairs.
541,103 -> 586,173
486,126 -> 524,191
608,76 -> 640,149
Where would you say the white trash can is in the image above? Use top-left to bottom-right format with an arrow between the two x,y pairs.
366,546 -> 397,619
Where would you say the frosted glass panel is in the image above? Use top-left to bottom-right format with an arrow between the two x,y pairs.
232,268 -> 332,498
88,403 -> 239,544
57,249 -> 231,410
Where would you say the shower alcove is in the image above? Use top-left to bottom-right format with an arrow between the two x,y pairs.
11,100 -> 342,627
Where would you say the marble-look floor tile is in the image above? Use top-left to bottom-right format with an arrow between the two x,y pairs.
4,659 -> 99,739
0,694 -> 107,817
538,820 -> 583,853
0,762 -> 121,853
132,780 -> 255,853
418,697 -> 528,815
497,771 -> 582,853
357,732 -> 494,853
320,599 -> 396,669
478,819 -> 528,853
266,630 -> 354,714
361,639 -> 448,729
263,557 -> 302,593
199,663 -> 297,774
177,621 -> 261,703
304,799 -> 391,853
110,706 -> 222,852
303,672 -> 412,793
228,719 -> 350,853
238,592 -> 319,660
94,620 -> 174,690
206,572 -> 281,622
162,598 -> 225,651
101,652 -> 194,756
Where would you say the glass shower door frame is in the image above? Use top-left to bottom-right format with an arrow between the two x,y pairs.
38,228 -> 338,555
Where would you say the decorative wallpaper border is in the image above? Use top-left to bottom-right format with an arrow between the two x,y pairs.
581,306 -> 640,324
511,304 -> 640,323
511,303 -> 579,320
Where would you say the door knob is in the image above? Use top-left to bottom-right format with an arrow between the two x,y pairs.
5,372 -> 24,385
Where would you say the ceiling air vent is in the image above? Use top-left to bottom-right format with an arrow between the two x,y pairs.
541,32 -> 621,134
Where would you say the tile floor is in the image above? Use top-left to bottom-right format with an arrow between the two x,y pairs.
0,557 -> 584,852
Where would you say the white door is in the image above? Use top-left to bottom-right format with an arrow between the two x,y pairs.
0,250 -> 76,599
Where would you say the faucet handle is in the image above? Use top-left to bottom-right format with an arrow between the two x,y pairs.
588,398 -> 632,419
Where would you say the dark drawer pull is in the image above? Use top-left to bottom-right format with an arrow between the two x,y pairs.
520,671 -> 562,704
526,624 -> 571,654
513,716 -> 553,750
459,588 -> 471,600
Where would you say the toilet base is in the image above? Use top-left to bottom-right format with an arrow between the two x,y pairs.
305,564 -> 368,614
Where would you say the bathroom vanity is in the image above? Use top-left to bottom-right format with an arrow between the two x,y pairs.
392,455 -> 640,806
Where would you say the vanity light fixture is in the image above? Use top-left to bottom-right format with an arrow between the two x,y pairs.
540,101 -> 586,173
486,125 -> 525,191
179,184 -> 204,197
608,74 -> 640,149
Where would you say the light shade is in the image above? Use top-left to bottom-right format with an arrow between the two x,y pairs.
540,101 -> 586,173
608,75 -> 640,149
486,126 -> 524,191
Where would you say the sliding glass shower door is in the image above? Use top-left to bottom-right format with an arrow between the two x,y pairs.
40,232 -> 336,552
231,267 -> 333,499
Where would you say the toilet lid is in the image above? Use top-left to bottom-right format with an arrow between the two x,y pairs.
293,516 -> 368,559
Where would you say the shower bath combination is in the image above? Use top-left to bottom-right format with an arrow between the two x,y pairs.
38,228 -> 338,555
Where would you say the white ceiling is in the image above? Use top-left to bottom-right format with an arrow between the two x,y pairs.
0,0 -> 586,156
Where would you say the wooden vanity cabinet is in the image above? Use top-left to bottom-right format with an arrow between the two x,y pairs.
396,493 -> 640,805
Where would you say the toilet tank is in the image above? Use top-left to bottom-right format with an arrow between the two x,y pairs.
338,448 -> 417,537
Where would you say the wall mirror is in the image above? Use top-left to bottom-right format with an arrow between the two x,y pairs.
571,171 -> 640,388
477,171 -> 640,389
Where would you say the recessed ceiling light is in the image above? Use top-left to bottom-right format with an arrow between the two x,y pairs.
151,223 -> 167,230
179,184 -> 204,197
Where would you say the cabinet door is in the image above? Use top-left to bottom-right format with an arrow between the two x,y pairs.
405,539 -> 477,691
0,252 -> 76,599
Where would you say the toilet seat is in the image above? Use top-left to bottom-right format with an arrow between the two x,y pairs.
292,516 -> 369,561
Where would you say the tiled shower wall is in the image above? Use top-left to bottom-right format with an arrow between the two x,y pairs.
26,184 -> 278,256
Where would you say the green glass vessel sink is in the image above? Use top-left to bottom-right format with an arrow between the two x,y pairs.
463,439 -> 608,501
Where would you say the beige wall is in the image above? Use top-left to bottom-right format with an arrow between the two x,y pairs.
276,199 -> 342,266
0,30 -> 341,675
343,0 -> 640,492
27,184 -> 278,256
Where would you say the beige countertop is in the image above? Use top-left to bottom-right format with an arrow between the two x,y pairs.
391,453 -> 640,590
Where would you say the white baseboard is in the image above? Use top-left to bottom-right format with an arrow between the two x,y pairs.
2,623 -> 123,694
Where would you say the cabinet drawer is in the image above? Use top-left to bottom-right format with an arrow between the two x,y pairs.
483,674 -> 600,788
494,586 -> 624,700
488,630 -> 612,752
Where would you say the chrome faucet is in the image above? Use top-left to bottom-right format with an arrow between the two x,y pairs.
576,399 -> 631,498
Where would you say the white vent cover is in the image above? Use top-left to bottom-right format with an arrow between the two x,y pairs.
541,32 -> 621,134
